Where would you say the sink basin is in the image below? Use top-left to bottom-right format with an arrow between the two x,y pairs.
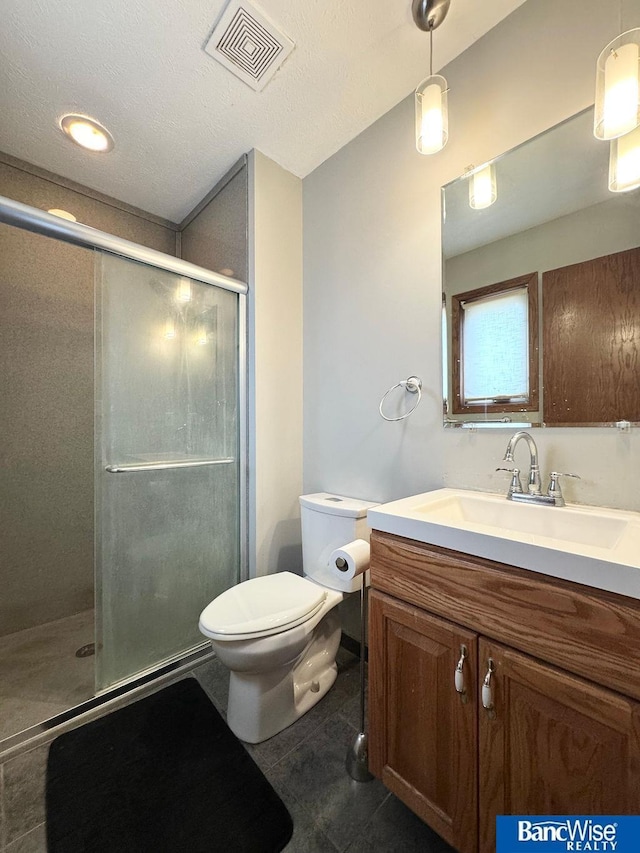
413,492 -> 627,549
367,489 -> 640,600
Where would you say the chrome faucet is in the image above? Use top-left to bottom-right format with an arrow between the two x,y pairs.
502,431 -> 542,495
497,431 -> 580,507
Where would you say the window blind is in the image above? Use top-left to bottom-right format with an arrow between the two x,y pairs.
462,287 -> 529,403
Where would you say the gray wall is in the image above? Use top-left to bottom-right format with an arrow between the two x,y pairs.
0,160 -> 177,636
303,0 -> 640,514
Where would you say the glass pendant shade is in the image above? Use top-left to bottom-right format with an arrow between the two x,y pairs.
609,124 -> 640,191
176,279 -> 192,303
164,318 -> 176,339
594,29 -> 640,140
415,75 -> 448,154
469,163 -> 497,209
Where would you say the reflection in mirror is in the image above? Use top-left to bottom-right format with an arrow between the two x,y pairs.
442,107 -> 640,428
451,273 -> 538,417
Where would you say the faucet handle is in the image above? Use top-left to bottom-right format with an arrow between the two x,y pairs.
548,471 -> 581,484
496,466 -> 523,497
547,471 -> 581,504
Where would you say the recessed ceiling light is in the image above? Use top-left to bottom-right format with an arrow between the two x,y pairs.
47,208 -> 77,221
60,114 -> 114,153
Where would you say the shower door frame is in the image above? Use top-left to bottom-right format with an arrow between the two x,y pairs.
0,194 -> 248,752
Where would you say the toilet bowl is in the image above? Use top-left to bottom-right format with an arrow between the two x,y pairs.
198,493 -> 377,743
200,572 -> 344,743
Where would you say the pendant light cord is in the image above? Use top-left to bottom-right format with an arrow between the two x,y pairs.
429,25 -> 434,76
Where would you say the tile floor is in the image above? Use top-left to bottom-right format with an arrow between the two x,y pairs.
0,646 -> 455,853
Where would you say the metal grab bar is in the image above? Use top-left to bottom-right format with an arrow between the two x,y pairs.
106,458 -> 234,473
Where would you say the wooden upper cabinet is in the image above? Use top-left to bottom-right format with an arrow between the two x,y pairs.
369,590 -> 478,853
478,638 -> 640,853
543,246 -> 640,424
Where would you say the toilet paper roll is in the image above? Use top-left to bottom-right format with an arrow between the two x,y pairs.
328,539 -> 370,581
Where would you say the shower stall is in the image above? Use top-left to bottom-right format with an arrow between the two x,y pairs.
0,195 -> 247,748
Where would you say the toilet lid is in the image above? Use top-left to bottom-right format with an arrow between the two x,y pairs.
199,572 -> 327,639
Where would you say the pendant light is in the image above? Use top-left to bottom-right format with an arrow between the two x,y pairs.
176,279 -> 192,304
609,124 -> 640,192
413,0 -> 451,155
468,163 -> 497,209
594,29 -> 640,140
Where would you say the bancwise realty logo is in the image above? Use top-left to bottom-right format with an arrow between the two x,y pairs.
497,816 -> 640,851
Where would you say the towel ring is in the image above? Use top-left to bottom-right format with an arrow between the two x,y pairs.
379,376 -> 423,422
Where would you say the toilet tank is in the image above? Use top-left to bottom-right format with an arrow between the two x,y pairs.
299,493 -> 378,592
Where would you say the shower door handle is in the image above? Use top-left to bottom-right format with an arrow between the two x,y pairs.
106,458 -> 234,473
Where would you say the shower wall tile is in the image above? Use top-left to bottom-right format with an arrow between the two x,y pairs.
180,160 -> 248,281
0,160 -> 177,254
0,222 -> 94,636
0,160 -> 178,638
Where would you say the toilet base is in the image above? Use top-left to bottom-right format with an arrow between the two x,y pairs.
226,610 -> 341,743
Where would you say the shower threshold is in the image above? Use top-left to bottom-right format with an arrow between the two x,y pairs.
0,616 -> 214,758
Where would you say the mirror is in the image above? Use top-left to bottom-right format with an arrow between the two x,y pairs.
442,107 -> 640,428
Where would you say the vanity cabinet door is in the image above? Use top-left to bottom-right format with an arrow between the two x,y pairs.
369,590 -> 478,853
478,638 -> 640,853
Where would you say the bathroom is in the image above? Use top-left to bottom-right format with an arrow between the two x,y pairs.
2,0 -> 640,850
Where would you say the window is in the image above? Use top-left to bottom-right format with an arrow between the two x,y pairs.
451,273 -> 539,415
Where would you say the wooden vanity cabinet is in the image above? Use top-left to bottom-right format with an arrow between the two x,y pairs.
369,592 -> 478,853
368,531 -> 640,853
478,638 -> 640,853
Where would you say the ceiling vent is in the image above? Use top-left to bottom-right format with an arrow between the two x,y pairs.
204,0 -> 295,92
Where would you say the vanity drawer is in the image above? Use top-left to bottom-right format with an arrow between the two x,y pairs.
370,530 -> 640,701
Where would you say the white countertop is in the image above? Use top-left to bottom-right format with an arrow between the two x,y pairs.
367,489 -> 640,601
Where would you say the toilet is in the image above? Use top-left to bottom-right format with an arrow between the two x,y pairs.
198,492 -> 377,743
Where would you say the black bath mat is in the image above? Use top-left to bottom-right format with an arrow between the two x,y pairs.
46,678 -> 293,853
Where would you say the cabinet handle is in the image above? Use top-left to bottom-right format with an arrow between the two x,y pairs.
454,644 -> 468,703
482,658 -> 496,719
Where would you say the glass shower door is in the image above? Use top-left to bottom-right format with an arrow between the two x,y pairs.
95,253 -> 241,692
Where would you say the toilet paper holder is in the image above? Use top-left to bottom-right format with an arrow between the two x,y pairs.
379,375 -> 423,422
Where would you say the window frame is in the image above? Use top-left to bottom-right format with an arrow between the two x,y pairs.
451,272 -> 539,416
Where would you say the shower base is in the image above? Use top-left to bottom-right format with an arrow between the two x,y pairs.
0,610 -> 95,743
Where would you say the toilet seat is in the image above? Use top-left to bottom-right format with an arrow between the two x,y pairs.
199,572 -> 328,642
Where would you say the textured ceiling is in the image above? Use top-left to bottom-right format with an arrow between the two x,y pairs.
0,0 -> 526,222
